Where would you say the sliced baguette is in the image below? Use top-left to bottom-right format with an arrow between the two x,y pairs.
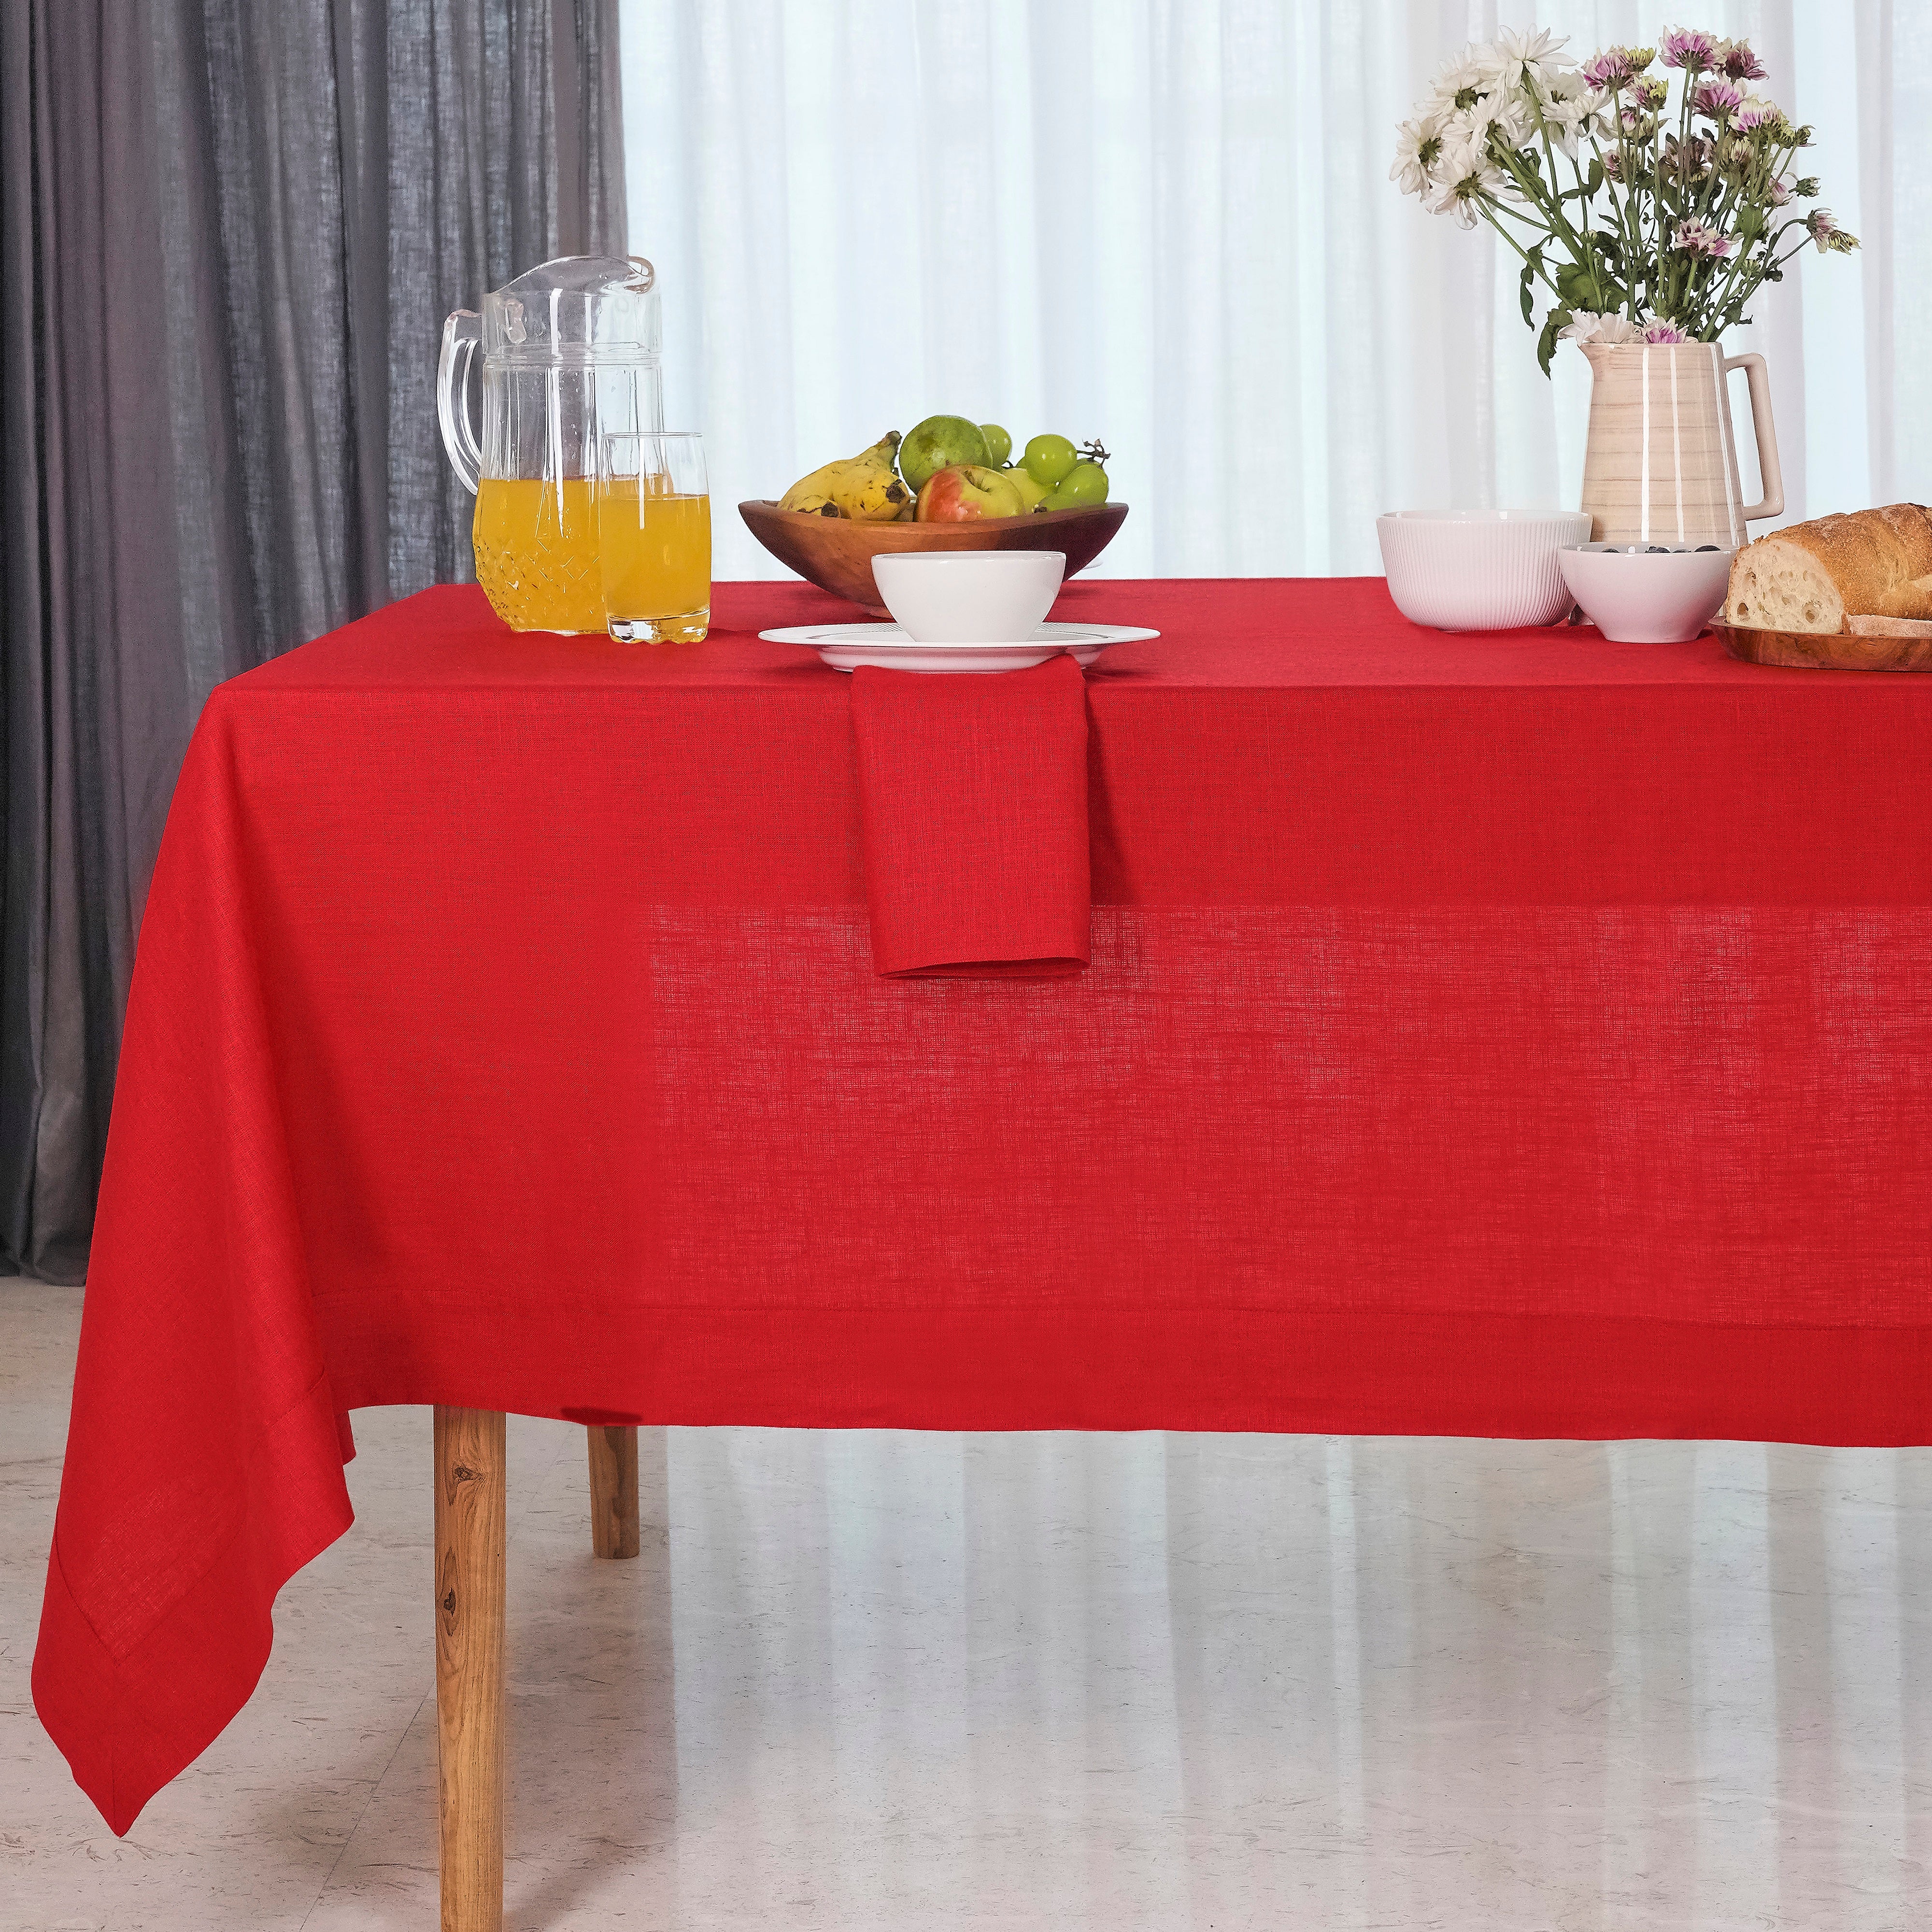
1721,504 -> 1932,633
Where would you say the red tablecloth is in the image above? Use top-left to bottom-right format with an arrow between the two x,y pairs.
36,577 -> 1932,1833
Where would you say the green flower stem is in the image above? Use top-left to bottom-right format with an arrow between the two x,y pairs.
1527,98 -> 1597,279
1664,80 -> 1694,306
1476,195 -> 1564,296
1696,221 -> 1764,329
1493,129 -> 1617,314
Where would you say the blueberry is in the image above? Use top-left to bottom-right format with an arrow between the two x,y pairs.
1695,544 -> 1719,552
1646,545 -> 1670,554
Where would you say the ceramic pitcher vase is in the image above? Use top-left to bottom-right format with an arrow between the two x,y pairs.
1579,341 -> 1783,549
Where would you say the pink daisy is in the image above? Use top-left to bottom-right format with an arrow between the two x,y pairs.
1661,28 -> 1719,71
1580,49 -> 1633,90
1720,40 -> 1768,82
1672,220 -> 1734,258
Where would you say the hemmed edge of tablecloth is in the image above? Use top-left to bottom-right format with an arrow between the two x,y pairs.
32,1365 -> 356,1837
323,1304 -> 1932,1449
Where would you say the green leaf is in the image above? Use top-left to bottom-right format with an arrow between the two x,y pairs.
1537,307 -> 1571,378
1586,157 -> 1604,196
1554,262 -> 1598,305
1518,243 -> 1544,327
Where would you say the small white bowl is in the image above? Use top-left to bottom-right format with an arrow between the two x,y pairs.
1377,510 -> 1593,630
1558,543 -> 1733,643
870,549 -> 1066,643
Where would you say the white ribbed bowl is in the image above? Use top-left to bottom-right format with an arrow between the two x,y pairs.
1377,510 -> 1594,631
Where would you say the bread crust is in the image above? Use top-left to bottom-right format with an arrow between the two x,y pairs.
1847,614 -> 1932,638
1723,504 -> 1932,631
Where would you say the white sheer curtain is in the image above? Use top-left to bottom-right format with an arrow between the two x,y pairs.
620,0 -> 1930,581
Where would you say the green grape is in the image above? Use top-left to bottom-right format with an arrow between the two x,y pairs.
980,423 -> 1013,467
1023,434 -> 1077,488
1047,460 -> 1108,509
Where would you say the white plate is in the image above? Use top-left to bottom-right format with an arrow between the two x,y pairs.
761,621 -> 1159,674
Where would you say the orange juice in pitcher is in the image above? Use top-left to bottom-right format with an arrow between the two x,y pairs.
472,478 -> 607,633
437,255 -> 664,633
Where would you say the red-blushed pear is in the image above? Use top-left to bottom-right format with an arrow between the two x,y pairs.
916,464 -> 1026,522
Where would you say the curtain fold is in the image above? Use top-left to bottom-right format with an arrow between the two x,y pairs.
0,0 -> 627,1281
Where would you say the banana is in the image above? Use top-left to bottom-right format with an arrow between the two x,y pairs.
831,432 -> 909,523
780,432 -> 909,522
780,462 -> 845,512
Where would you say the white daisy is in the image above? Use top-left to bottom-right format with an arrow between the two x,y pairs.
1559,310 -> 1640,345
1542,88 -> 1603,156
1390,112 -> 1449,197
1477,25 -> 1570,95
1469,88 -> 1534,151
1425,137 -> 1503,227
1429,47 -> 1492,116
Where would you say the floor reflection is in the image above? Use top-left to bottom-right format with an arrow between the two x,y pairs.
649,1431 -> 1932,1931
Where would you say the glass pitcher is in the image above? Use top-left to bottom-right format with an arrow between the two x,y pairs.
438,254 -> 664,633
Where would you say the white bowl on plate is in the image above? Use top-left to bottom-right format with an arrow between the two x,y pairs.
870,549 -> 1065,643
1377,510 -> 1593,630
1558,543 -> 1733,643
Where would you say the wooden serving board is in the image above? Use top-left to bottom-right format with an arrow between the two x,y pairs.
1712,621 -> 1932,673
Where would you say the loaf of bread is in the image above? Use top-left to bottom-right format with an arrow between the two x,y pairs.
1721,504 -> 1932,633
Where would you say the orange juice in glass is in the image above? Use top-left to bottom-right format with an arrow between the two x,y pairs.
598,432 -> 710,642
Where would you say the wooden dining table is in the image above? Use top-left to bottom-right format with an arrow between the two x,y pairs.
34,577 -> 1932,1929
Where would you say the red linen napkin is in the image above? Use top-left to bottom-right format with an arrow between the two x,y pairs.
848,654 -> 1091,977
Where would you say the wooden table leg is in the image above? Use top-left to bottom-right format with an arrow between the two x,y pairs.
587,1423 -> 641,1559
435,1406 -> 505,1932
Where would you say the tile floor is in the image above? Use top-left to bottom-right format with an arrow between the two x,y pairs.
4,1280 -> 1930,1930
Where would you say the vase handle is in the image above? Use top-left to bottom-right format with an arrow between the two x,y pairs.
1722,351 -> 1783,524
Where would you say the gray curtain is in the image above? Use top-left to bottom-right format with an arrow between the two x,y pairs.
0,0 -> 627,1282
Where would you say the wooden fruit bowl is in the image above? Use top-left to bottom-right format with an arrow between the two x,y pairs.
739,499 -> 1129,617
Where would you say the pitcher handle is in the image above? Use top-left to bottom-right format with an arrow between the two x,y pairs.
438,310 -> 483,495
1722,350 -> 1783,524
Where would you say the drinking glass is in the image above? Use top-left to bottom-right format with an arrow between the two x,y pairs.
597,432 -> 711,642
